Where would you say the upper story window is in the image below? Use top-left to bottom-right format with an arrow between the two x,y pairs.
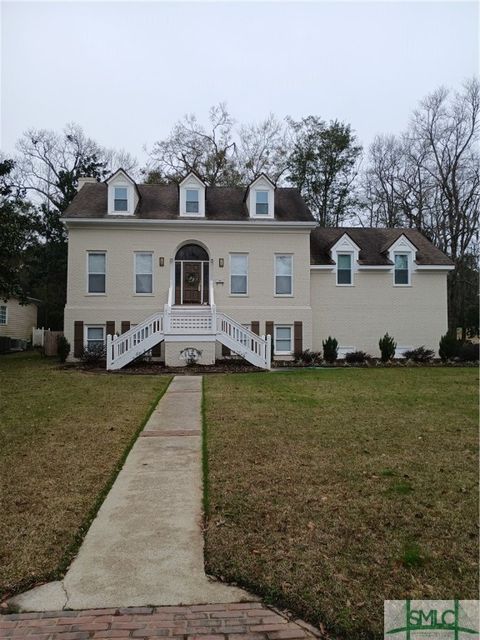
337,253 -> 353,285
247,175 -> 275,219
275,255 -> 293,295
186,189 -> 199,214
87,252 -> 106,294
135,252 -> 153,294
255,191 -> 269,215
230,253 -> 248,295
0,305 -> 6,325
394,253 -> 410,285
114,187 -> 128,212
179,172 -> 206,217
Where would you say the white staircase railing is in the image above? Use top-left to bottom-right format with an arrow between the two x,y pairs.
106,280 -> 271,370
216,312 -> 271,370
107,312 -> 164,370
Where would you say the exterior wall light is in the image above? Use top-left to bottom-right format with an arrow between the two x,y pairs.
219,258 -> 224,268
159,257 -> 165,267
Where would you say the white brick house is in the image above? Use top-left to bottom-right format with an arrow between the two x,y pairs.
62,169 -> 453,369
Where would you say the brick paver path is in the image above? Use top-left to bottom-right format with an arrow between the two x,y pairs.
0,602 -> 321,640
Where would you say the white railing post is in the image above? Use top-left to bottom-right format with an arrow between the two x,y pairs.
107,334 -> 112,370
266,334 -> 272,369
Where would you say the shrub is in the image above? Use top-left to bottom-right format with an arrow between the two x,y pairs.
322,337 -> 338,364
80,343 -> 106,366
57,336 -> 70,363
439,333 -> 461,361
458,342 -> 479,362
345,350 -> 370,364
403,346 -> 435,363
294,349 -> 321,366
379,333 -> 396,362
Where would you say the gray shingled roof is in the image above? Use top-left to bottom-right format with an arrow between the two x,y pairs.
310,227 -> 453,266
63,183 -> 315,222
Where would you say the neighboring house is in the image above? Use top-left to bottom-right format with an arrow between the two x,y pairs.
62,169 -> 454,369
0,297 -> 39,343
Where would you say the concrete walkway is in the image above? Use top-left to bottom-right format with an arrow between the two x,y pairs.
10,376 -> 249,612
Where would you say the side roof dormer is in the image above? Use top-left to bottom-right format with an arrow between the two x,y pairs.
245,173 -> 276,219
106,168 -> 140,216
179,171 -> 207,217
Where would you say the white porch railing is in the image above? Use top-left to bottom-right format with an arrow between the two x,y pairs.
107,312 -> 164,370
106,281 -> 271,370
216,313 -> 271,369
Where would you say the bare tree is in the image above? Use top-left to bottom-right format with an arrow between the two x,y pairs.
361,79 -> 480,335
236,114 -> 290,184
148,103 -> 241,186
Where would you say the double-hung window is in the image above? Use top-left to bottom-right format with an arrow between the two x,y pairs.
86,326 -> 105,348
0,305 -> 6,325
275,255 -> 293,295
114,187 -> 128,212
230,254 -> 248,295
186,189 -> 199,213
337,254 -> 352,285
255,191 -> 269,215
394,254 -> 410,285
274,326 -> 293,355
87,252 -> 106,293
135,252 -> 153,294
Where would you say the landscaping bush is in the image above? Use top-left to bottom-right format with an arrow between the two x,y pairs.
439,333 -> 461,361
80,343 -> 106,366
345,350 -> 370,364
294,349 -> 321,366
379,333 -> 396,362
57,336 -> 70,363
403,346 -> 435,363
458,342 -> 479,362
322,337 -> 338,364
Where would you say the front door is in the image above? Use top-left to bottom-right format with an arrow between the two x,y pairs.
182,262 -> 202,304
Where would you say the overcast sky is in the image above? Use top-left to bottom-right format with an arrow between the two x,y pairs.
1,1 -> 478,167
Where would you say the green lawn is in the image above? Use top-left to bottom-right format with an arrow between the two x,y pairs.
204,368 -> 478,640
0,352 -> 171,600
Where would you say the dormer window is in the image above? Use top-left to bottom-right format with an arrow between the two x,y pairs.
186,189 -> 199,214
179,172 -> 206,217
255,191 -> 269,215
394,254 -> 410,285
337,254 -> 352,285
114,187 -> 128,212
330,233 -> 360,286
106,168 -> 139,216
246,174 -> 275,219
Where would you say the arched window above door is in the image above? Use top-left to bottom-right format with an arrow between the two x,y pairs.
175,244 -> 209,261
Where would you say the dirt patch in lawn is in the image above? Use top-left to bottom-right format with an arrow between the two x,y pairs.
204,368 -> 479,640
0,352 -> 171,600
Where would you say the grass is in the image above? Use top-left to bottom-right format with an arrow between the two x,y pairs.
203,368 -> 478,640
0,352 -> 171,600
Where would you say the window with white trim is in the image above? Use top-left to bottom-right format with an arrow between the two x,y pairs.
87,252 -> 106,293
0,305 -> 6,325
275,255 -> 293,295
255,190 -> 269,215
186,189 -> 199,213
135,252 -> 153,294
394,253 -> 410,285
86,326 -> 105,348
337,253 -> 352,285
230,254 -> 248,295
114,187 -> 128,212
274,325 -> 293,355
